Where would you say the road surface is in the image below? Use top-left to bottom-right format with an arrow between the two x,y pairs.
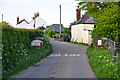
11,41 -> 95,78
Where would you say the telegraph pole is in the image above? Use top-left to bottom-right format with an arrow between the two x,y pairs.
1,14 -> 3,28
59,5 -> 61,39
2,14 -> 3,22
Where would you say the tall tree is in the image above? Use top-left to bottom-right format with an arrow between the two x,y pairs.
76,1 -> 119,41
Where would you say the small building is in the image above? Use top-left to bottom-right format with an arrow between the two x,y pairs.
71,6 -> 95,45
45,24 -> 64,32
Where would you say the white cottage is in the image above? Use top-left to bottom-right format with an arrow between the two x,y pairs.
71,24 -> 94,45
16,19 -> 29,29
71,7 -> 95,45
16,12 -> 47,29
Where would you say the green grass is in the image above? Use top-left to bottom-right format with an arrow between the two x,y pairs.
68,41 -> 89,46
2,43 -> 52,80
87,46 -> 118,78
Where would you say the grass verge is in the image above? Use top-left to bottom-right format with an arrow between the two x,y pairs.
68,41 -> 89,46
2,43 -> 52,80
86,46 -> 118,79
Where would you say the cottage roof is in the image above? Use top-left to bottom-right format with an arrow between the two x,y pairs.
37,26 -> 46,30
45,24 -> 64,31
76,14 -> 95,24
18,19 -> 29,24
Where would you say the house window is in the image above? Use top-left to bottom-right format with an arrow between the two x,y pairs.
94,25 -> 96,28
88,30 -> 92,35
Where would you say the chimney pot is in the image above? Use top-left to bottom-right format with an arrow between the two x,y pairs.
33,17 -> 35,20
76,6 -> 81,21
17,16 -> 19,24
36,12 -> 39,17
77,5 -> 79,8
35,14 -> 37,18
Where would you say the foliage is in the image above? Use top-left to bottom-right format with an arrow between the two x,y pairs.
91,3 -> 119,41
44,30 -> 49,35
44,30 -> 55,38
46,26 -> 50,28
63,28 -> 71,37
0,21 -> 11,27
47,30 -> 55,37
52,35 -> 56,38
77,2 -> 119,41
69,41 -> 89,46
87,46 -> 118,78
2,26 -> 52,79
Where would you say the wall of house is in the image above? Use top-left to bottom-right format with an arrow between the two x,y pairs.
71,24 -> 94,45
17,21 -> 28,29
28,17 -> 47,29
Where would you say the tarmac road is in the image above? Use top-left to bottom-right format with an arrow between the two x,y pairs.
10,41 -> 95,78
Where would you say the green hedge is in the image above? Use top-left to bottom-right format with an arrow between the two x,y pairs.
2,27 -> 52,79
87,46 -> 118,78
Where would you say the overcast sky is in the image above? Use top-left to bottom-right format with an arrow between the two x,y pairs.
0,0 -> 86,27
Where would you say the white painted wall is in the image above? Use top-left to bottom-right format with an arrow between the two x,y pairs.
28,17 -> 47,29
71,24 -> 94,45
17,21 -> 28,29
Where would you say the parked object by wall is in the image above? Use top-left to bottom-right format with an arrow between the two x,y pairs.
93,36 -> 108,50
31,40 -> 43,47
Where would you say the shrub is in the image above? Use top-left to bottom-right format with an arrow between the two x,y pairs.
87,46 -> 118,78
44,30 -> 49,35
2,27 -> 52,79
52,35 -> 56,38
63,28 -> 71,37
46,30 -> 55,38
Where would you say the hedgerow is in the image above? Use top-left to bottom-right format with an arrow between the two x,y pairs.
2,26 -> 52,79
87,46 -> 118,78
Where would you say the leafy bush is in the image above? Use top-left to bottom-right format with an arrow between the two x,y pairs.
44,30 -> 49,35
87,46 -> 118,78
63,28 -> 71,38
78,2 -> 119,41
2,27 -> 52,79
52,35 -> 56,38
44,30 -> 55,38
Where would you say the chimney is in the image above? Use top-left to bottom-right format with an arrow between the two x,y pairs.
36,12 -> 39,17
76,6 -> 81,21
33,17 -> 35,20
17,16 -> 19,24
35,14 -> 37,18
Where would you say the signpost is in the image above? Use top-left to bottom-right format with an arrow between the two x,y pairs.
98,40 -> 102,45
